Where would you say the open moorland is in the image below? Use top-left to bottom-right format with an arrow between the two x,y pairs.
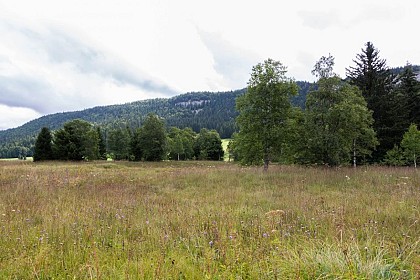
0,160 -> 418,279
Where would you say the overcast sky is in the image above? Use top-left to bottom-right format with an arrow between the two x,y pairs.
1,0 -> 419,130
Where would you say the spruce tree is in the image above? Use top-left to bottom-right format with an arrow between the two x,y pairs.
346,42 -> 395,161
397,64 -> 420,126
33,127 -> 53,161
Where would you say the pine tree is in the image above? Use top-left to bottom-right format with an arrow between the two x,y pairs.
33,127 -> 53,161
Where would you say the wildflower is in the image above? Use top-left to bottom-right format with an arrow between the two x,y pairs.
209,240 -> 214,247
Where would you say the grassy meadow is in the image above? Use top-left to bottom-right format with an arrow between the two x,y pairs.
0,160 -> 418,279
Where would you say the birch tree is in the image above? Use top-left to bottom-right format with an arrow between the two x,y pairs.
401,124 -> 420,168
235,59 -> 298,170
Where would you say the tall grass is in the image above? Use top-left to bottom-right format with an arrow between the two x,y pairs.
0,161 -> 418,279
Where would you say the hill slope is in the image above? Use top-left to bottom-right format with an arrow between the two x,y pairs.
0,82 -> 313,158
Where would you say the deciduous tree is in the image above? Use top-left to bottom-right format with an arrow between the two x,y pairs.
304,56 -> 377,166
235,58 -> 298,170
133,114 -> 167,161
401,124 -> 420,168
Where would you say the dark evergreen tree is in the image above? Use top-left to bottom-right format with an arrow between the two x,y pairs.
346,42 -> 396,161
397,64 -> 420,126
53,119 -> 99,160
97,127 -> 107,160
33,127 -> 53,161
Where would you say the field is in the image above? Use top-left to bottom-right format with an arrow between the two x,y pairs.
0,161 -> 418,279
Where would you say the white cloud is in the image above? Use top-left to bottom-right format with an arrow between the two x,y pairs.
0,0 -> 419,129
0,104 -> 41,130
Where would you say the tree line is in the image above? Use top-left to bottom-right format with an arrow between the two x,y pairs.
33,114 -> 224,162
231,42 -> 420,169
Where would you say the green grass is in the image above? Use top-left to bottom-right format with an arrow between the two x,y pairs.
0,161 -> 418,279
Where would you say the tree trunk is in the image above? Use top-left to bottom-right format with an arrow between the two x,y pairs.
263,152 -> 269,172
263,159 -> 269,171
414,153 -> 417,168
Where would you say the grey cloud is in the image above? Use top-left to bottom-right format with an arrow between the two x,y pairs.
0,20 -> 179,115
19,25 -> 179,96
198,30 -> 259,89
0,73 -> 64,113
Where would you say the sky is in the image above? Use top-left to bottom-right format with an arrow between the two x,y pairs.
0,0 -> 419,130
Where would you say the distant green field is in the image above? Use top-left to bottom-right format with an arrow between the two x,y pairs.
0,160 -> 418,278
0,157 -> 33,161
222,139 -> 231,161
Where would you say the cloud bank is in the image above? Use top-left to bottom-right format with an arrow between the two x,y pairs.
0,19 -> 179,129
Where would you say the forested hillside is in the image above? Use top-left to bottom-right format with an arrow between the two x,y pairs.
0,82 -> 313,158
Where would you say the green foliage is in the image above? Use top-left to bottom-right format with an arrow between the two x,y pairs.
311,53 -> 335,79
395,64 -> 420,126
304,76 -> 377,166
401,124 -> 420,167
167,127 -> 196,160
97,127 -> 107,160
383,145 -> 406,166
193,128 -> 224,160
108,127 -> 131,160
53,119 -> 99,161
33,127 -> 53,161
0,86 -> 313,159
346,42 -> 396,161
235,58 -> 298,169
132,114 -> 167,161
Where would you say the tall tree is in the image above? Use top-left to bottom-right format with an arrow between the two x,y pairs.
53,119 -> 99,161
97,127 -> 107,160
346,42 -> 395,161
235,58 -> 298,170
401,124 -> 420,168
304,55 -> 377,166
133,114 -> 167,161
396,64 -> 420,126
193,128 -> 224,160
108,127 -> 131,160
33,127 -> 53,161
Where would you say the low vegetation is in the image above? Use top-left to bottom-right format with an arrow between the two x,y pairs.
0,161 -> 418,278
